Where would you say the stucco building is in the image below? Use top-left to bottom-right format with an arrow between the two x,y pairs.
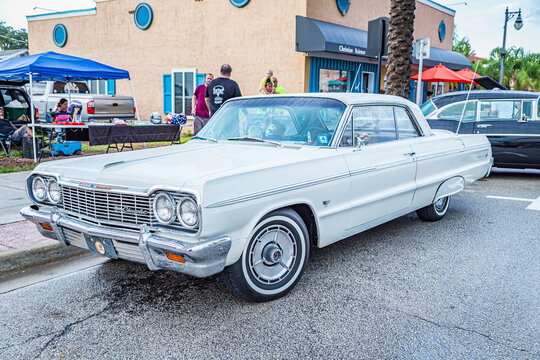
27,0 -> 468,121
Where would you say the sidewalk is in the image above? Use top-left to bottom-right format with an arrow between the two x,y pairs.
0,171 -> 84,277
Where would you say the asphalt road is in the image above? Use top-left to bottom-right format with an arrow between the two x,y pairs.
0,169 -> 538,359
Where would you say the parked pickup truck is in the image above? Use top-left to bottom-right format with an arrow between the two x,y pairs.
30,81 -> 135,122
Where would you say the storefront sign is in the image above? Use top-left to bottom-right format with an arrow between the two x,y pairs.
52,24 -> 67,47
134,3 -> 153,30
333,45 -> 366,56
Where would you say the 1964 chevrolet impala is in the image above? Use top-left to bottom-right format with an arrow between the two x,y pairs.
21,94 -> 492,301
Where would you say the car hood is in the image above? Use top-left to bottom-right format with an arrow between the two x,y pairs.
36,141 -> 335,191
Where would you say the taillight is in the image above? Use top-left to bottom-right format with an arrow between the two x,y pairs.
87,100 -> 95,114
35,108 -> 39,120
133,106 -> 136,114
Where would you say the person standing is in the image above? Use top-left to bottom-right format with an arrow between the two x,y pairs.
192,73 -> 214,134
205,64 -> 242,116
272,77 -> 285,94
258,78 -> 275,95
259,69 -> 273,92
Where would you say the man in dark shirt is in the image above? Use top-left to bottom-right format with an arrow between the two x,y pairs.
205,64 -> 242,116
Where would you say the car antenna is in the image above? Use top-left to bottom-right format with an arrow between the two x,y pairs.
456,60 -> 480,134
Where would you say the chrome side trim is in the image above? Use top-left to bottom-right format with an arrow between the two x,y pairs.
415,144 -> 489,162
206,172 -> 350,208
481,134 -> 540,137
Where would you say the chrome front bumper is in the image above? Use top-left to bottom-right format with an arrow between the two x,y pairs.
20,205 -> 231,278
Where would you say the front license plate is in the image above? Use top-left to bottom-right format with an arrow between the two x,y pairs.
84,235 -> 118,259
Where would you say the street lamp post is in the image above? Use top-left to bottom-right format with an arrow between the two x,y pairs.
499,7 -> 523,84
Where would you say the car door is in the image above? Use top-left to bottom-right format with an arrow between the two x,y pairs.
338,105 -> 417,233
475,99 -> 540,168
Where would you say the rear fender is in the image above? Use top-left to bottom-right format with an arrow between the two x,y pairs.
433,176 -> 464,203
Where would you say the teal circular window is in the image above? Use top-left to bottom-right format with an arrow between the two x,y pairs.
438,21 -> 446,41
336,0 -> 350,15
134,3 -> 153,30
229,0 -> 250,7
52,24 -> 67,47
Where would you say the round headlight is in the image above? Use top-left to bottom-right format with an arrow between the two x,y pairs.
153,193 -> 175,224
32,176 -> 47,202
47,179 -> 61,204
177,198 -> 198,228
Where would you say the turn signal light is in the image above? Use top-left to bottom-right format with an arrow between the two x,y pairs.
165,252 -> 185,263
41,223 -> 53,231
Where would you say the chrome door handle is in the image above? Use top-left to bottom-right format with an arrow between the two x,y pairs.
477,124 -> 492,128
403,152 -> 416,157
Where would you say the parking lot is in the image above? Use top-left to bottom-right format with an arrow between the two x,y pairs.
0,168 -> 538,359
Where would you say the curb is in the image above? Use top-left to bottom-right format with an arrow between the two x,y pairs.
0,240 -> 87,278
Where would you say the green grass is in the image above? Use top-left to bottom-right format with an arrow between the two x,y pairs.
0,164 -> 36,174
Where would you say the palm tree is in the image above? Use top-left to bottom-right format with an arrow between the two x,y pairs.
385,0 -> 416,99
479,47 -> 540,91
453,37 -> 476,58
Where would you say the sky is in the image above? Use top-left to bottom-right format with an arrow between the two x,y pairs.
0,0 -> 538,59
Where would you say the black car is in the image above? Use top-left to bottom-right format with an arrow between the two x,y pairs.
421,90 -> 540,169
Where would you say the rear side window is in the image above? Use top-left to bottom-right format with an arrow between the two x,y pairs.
420,100 -> 436,117
479,100 -> 521,121
437,101 -> 476,122
0,89 -> 29,120
394,107 -> 419,139
523,101 -> 533,120
52,81 -> 90,94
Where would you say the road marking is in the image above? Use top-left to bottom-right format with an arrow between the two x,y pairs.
486,195 -> 540,211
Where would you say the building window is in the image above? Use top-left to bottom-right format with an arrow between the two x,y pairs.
88,80 -> 109,95
319,69 -> 349,92
172,69 -> 196,114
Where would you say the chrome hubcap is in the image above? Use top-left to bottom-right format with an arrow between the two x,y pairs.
248,225 -> 297,284
435,197 -> 448,212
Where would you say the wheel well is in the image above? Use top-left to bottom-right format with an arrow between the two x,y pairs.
288,204 -> 318,248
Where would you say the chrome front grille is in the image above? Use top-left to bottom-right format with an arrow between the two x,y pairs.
61,185 -> 152,227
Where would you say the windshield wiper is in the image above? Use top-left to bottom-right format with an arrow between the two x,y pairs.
191,135 -> 218,143
227,136 -> 282,147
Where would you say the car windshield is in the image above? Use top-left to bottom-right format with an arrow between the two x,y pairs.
196,97 -> 346,146
420,100 -> 437,117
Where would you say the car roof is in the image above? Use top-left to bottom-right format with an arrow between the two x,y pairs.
237,92 -> 415,107
431,90 -> 540,108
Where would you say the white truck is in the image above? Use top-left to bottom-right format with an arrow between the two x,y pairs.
30,81 -> 135,122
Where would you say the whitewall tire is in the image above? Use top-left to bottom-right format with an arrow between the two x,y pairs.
222,208 -> 310,302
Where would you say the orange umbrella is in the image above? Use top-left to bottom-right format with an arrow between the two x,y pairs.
455,68 -> 481,83
411,64 -> 471,83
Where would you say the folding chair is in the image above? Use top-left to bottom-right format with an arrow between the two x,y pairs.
0,131 -> 15,157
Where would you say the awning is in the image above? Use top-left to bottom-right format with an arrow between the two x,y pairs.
296,16 -> 470,70
0,51 -> 130,83
296,16 -> 368,57
411,44 -> 470,70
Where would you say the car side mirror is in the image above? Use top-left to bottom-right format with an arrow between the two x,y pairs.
354,132 -> 370,150
518,114 -> 529,123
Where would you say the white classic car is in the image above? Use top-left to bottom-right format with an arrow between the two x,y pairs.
21,94 -> 492,302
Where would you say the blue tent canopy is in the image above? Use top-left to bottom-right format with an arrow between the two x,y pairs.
0,51 -> 130,82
